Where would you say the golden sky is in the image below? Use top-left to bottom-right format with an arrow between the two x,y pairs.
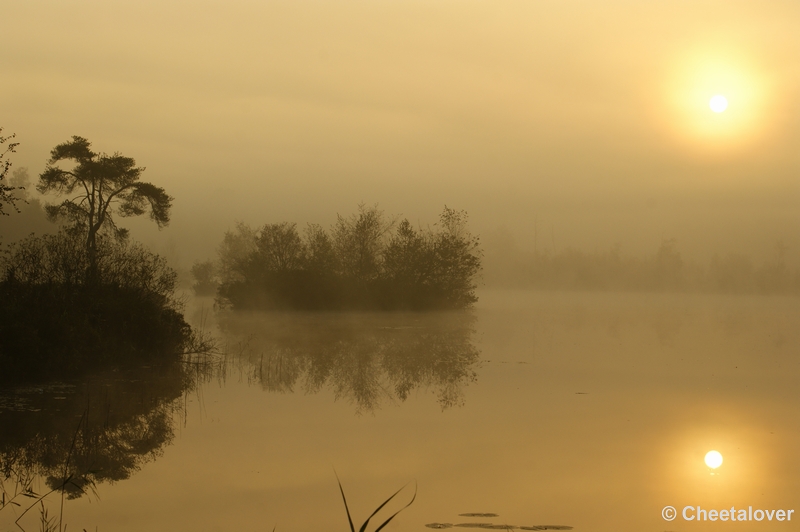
4,0 -> 799,264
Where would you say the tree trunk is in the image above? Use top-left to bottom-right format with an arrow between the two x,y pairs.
85,225 -> 99,286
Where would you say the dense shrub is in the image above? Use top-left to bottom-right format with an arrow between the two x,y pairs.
215,205 -> 482,310
0,230 -> 193,384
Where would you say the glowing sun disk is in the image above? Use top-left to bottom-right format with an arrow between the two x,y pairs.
710,95 -> 728,113
705,450 -> 723,469
661,46 -> 773,149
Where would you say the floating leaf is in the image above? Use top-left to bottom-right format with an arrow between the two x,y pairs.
520,526 -> 573,531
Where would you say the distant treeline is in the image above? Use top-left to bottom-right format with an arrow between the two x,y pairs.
193,205 -> 482,310
483,238 -> 800,294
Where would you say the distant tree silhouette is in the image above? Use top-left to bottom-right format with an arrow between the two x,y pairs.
255,222 -> 307,271
756,240 -> 791,293
483,235 -> 799,295
37,136 -> 172,280
650,238 -> 684,290
332,204 -> 395,284
0,128 -> 22,216
382,208 -> 482,309
217,221 -> 258,284
304,223 -> 338,273
191,259 -> 218,296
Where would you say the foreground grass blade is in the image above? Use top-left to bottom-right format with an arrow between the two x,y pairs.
335,472 -> 416,532
358,484 -> 409,532
373,483 -> 416,532
335,472 -> 356,532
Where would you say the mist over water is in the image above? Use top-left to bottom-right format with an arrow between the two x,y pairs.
3,291 -> 799,531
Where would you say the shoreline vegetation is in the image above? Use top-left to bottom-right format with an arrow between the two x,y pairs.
0,136 -> 214,387
195,204 -> 483,311
0,229 -> 213,385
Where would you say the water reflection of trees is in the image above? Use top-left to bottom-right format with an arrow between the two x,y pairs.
0,356 -> 214,510
218,312 -> 481,412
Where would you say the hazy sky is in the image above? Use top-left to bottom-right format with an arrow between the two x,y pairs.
4,0 -> 799,265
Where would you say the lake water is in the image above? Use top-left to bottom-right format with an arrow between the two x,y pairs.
2,291 -> 799,532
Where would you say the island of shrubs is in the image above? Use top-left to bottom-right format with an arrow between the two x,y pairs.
199,205 -> 483,311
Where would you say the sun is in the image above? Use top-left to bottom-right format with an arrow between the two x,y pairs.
705,450 -> 723,469
659,44 -> 772,150
709,95 -> 728,113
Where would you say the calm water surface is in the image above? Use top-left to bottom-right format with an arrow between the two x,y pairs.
2,291 -> 799,532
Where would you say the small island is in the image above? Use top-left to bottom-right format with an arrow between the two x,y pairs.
198,204 -> 483,311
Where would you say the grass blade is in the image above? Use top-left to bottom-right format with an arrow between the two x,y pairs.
358,484 -> 408,532
373,482 -> 416,532
335,472 -> 356,532
335,473 -> 416,532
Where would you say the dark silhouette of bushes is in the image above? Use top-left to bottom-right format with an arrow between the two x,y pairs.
0,230 -> 196,384
214,205 -> 482,311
